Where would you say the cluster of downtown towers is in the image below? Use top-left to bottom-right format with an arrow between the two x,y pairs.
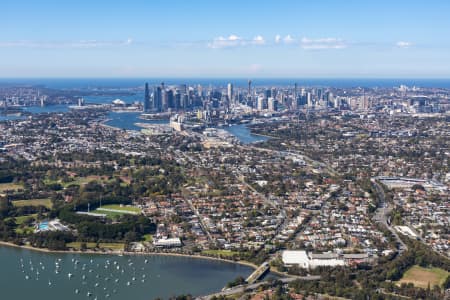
142,81 -> 337,113
142,82 -> 241,113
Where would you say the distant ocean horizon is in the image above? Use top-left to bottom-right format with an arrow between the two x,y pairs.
1,78 -> 450,89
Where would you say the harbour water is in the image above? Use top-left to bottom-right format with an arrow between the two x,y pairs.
0,246 -> 252,300
23,104 -> 70,114
0,103 -> 266,143
102,113 -> 267,144
223,124 -> 268,144
104,112 -> 168,131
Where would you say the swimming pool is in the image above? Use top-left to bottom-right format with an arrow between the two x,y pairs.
38,222 -> 49,231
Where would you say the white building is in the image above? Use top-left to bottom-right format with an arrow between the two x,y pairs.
282,250 -> 310,268
282,250 -> 345,269
153,237 -> 182,248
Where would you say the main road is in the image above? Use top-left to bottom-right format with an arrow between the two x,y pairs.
371,178 -> 408,253
197,276 -> 321,300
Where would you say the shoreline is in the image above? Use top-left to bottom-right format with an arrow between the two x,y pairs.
0,241 -> 258,270
138,116 -> 170,121
248,132 -> 277,139
243,128 -> 277,140
224,125 -> 274,142
98,118 -> 121,131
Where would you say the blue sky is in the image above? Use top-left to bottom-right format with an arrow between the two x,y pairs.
2,0 -> 450,78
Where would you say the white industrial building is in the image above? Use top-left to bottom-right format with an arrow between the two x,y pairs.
282,250 -> 345,269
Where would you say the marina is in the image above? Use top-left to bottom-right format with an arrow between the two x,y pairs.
0,246 -> 253,300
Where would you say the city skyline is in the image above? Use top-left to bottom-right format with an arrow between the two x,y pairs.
2,0 -> 450,78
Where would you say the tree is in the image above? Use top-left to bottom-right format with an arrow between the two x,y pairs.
411,184 -> 425,192
0,198 -> 11,217
80,242 -> 87,251
444,275 -> 450,289
226,276 -> 245,288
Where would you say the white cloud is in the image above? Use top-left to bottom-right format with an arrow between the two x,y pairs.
252,35 -> 265,45
207,34 -> 349,50
275,34 -> 281,44
0,39 -> 133,49
207,34 -> 244,48
208,34 -> 266,48
396,41 -> 412,48
300,37 -> 346,50
227,34 -> 241,41
283,35 -> 295,44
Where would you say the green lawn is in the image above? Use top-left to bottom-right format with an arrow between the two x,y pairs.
142,234 -> 153,242
66,242 -> 125,251
92,204 -> 141,217
10,214 -> 37,235
397,265 -> 449,289
45,176 -> 129,188
99,204 -> 141,213
15,226 -> 35,235
0,183 -> 23,192
14,214 -> 38,225
90,209 -> 124,218
12,199 -> 52,209
202,250 -> 239,257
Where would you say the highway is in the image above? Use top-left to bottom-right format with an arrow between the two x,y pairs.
371,179 -> 408,253
197,276 -> 321,300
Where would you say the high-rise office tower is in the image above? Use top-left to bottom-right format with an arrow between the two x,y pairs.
178,84 -> 187,94
317,88 -> 323,101
162,90 -> 168,111
144,82 -> 150,112
268,97 -> 278,112
292,83 -> 298,110
334,97 -> 340,109
327,92 -> 334,107
181,94 -> 188,109
227,83 -> 233,103
160,82 -> 167,111
154,86 -> 162,111
271,88 -> 277,99
257,95 -> 265,111
167,89 -> 174,110
307,92 -> 313,107
361,95 -> 369,110
174,90 -> 181,110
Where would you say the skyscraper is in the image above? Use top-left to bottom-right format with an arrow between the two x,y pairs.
257,95 -> 265,111
154,86 -> 162,111
144,82 -> 150,112
162,90 -> 168,111
307,92 -> 313,107
167,89 -> 174,110
268,97 -> 277,112
292,83 -> 298,110
227,83 -> 233,103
